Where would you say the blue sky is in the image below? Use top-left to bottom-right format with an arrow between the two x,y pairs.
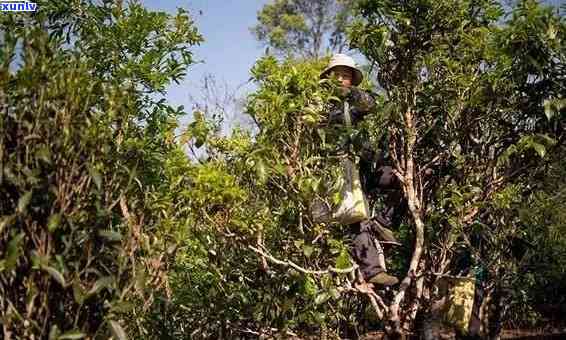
141,0 -> 269,124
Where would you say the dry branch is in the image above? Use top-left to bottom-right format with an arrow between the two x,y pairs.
248,245 -> 358,275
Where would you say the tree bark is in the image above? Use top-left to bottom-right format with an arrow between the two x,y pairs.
387,103 -> 426,335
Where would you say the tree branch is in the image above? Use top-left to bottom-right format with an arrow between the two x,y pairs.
248,245 -> 358,275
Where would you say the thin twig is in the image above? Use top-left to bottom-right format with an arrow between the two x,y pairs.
248,245 -> 358,275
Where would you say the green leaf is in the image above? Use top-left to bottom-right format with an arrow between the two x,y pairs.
329,288 -> 340,300
135,267 -> 147,292
109,301 -> 135,314
109,320 -> 127,340
256,159 -> 267,183
0,215 -> 15,235
316,128 -> 326,145
303,277 -> 317,296
3,232 -> 25,271
47,213 -> 62,233
36,146 -> 52,164
44,266 -> 66,287
314,292 -> 329,305
98,230 -> 122,242
302,113 -> 317,124
335,248 -> 351,270
89,165 -> 102,190
59,331 -> 86,339
543,99 -> 565,121
537,134 -> 557,146
332,191 -> 342,206
17,191 -> 33,213
532,142 -> 546,158
544,99 -> 555,120
87,276 -> 114,296
73,280 -> 85,305
48,325 -> 60,340
303,245 -> 314,258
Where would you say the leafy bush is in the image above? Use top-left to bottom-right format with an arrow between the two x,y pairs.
0,1 -> 201,338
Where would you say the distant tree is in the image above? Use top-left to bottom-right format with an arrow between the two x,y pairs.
251,0 -> 355,58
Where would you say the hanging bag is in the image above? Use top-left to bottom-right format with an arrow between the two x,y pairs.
311,101 -> 370,225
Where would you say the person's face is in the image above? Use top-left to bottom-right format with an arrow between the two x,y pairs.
331,66 -> 353,88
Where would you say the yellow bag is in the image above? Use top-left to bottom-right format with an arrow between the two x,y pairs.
310,101 -> 369,225
335,157 -> 370,224
444,277 -> 476,334
310,157 -> 369,225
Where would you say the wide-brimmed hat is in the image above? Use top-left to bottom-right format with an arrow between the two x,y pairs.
320,53 -> 363,86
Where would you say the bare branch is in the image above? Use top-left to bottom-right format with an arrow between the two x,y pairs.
248,245 -> 358,275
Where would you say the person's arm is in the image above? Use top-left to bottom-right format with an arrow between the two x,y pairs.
375,165 -> 398,189
370,165 -> 406,228
350,88 -> 376,112
325,88 -> 376,125
327,105 -> 344,124
374,190 -> 406,229
349,88 -> 376,123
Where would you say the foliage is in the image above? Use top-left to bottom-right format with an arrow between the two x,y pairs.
350,0 -> 565,334
252,0 -> 356,58
2,0 -> 566,338
0,0 -> 202,338
156,55 -> 392,338
145,0 -> 566,336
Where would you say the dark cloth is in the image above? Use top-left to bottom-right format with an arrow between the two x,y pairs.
350,220 -> 385,279
349,166 -> 405,279
327,87 -> 376,125
360,162 -> 406,230
354,162 -> 406,280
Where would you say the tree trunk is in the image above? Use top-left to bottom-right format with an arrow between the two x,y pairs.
488,282 -> 505,340
387,103 -> 426,335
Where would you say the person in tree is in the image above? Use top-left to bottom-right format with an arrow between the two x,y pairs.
320,54 -> 404,286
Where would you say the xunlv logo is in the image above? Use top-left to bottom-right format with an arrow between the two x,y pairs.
0,1 -> 37,12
